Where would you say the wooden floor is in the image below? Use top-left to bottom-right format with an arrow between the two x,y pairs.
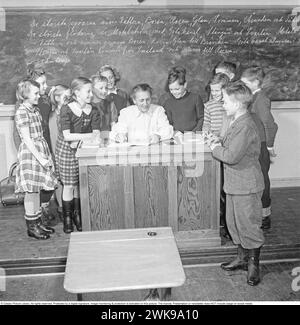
0,187 -> 299,266
1,260 -> 299,301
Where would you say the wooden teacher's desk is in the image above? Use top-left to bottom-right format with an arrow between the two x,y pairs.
76,139 -> 221,252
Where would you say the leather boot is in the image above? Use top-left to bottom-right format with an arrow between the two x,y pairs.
221,245 -> 249,271
26,218 -> 50,240
62,200 -> 74,234
36,214 -> 55,234
73,198 -> 82,231
247,247 -> 261,286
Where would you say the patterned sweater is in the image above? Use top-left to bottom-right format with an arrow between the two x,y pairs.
203,99 -> 225,135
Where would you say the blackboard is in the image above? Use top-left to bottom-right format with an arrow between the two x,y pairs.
0,7 -> 299,104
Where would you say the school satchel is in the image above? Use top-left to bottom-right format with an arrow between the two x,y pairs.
0,162 -> 24,206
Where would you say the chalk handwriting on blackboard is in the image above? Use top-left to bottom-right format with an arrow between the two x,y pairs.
1,8 -> 299,103
24,11 -> 299,65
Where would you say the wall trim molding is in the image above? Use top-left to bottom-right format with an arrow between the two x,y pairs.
271,101 -> 300,110
271,178 -> 300,188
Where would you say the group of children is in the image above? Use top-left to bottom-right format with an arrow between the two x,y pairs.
13,60 -> 278,287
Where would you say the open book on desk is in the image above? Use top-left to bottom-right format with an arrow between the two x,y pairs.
107,141 -> 151,148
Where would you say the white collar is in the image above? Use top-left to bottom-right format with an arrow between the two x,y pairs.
68,102 -> 92,117
135,104 -> 155,117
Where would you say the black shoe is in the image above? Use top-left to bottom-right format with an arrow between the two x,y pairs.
221,245 -> 249,271
62,200 -> 74,234
73,198 -> 82,231
247,247 -> 261,286
261,216 -> 271,230
36,217 -> 55,234
26,218 -> 50,240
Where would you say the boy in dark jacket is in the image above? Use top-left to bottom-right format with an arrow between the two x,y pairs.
209,81 -> 265,286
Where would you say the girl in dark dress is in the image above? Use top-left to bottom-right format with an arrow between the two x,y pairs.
56,77 -> 100,233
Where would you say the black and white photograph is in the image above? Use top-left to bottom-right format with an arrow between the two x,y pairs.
0,0 -> 299,308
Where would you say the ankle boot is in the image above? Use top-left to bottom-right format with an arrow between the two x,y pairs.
36,213 -> 55,234
247,247 -> 261,286
26,218 -> 50,240
62,200 -> 74,234
73,198 -> 82,231
221,245 -> 249,271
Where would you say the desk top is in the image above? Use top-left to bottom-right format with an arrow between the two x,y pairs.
76,137 -> 210,166
64,227 -> 186,294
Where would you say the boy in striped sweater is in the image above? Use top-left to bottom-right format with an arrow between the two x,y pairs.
203,73 -> 230,136
203,73 -> 230,240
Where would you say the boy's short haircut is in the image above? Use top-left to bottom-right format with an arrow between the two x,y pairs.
241,66 -> 265,86
209,73 -> 230,87
16,78 -> 40,102
223,81 -> 253,107
167,66 -> 186,86
215,61 -> 237,75
90,74 -> 108,86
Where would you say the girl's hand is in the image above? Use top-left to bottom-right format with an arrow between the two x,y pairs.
268,148 -> 277,157
210,142 -> 221,151
115,133 -> 127,143
70,141 -> 80,149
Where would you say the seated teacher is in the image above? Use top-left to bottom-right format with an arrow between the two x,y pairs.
159,66 -> 204,134
110,83 -> 173,144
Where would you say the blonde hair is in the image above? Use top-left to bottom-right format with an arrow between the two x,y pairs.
90,74 -> 108,86
16,78 -> 40,103
26,61 -> 45,80
209,73 -> 230,87
223,81 -> 253,107
70,77 -> 91,101
49,84 -> 70,110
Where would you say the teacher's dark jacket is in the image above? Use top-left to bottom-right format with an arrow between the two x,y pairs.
212,112 -> 264,195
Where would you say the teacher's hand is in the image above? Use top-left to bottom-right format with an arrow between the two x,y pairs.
149,134 -> 160,144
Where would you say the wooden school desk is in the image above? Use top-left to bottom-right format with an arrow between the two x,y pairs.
76,139 -> 221,252
63,227 -> 186,301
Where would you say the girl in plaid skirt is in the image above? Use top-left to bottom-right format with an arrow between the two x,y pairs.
14,62 -> 57,223
15,79 -> 58,240
56,77 -> 101,233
